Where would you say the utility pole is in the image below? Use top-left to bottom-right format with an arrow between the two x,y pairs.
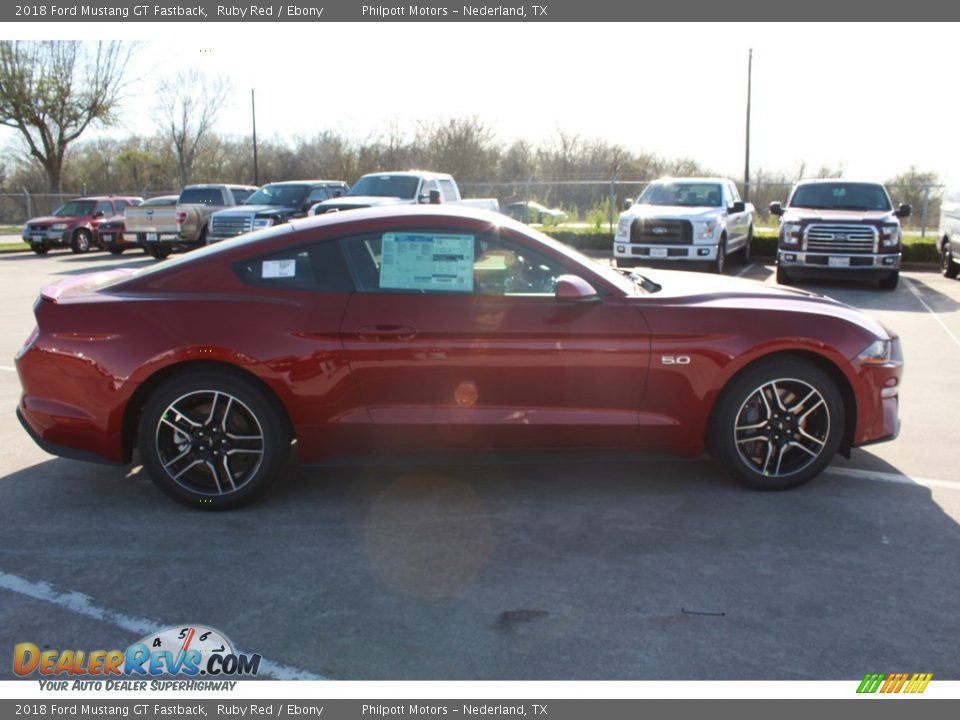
743,48 -> 753,202
251,88 -> 259,185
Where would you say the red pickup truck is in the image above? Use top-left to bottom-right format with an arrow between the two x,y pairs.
21,195 -> 142,255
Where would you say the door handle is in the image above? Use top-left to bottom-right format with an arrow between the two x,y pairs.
357,324 -> 417,341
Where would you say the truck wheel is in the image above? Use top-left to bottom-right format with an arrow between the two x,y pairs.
776,265 -> 791,285
741,227 -> 753,263
32,245 -> 49,255
71,229 -> 92,254
878,271 -> 899,290
711,237 -> 726,274
942,242 -> 960,279
137,370 -> 291,509
708,358 -> 844,491
107,244 -> 125,255
147,246 -> 172,260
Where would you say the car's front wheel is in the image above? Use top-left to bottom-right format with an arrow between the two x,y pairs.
942,241 -> 959,279
708,358 -> 844,490
72,229 -> 92,254
31,245 -> 49,255
137,370 -> 291,509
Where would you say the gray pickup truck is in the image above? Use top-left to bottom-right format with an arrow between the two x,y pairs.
124,183 -> 257,259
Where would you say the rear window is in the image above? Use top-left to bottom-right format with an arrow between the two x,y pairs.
179,188 -> 226,205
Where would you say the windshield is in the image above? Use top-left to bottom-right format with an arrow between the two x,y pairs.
54,201 -> 96,217
244,184 -> 309,207
179,188 -> 226,205
348,175 -> 421,199
789,182 -> 892,211
637,183 -> 723,207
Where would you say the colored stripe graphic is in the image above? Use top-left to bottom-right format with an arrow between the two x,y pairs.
857,672 -> 932,694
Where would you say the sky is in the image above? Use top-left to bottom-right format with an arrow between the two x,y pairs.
3,22 -> 959,185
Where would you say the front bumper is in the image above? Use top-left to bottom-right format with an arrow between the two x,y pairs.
778,250 -> 900,278
614,241 -> 719,262
23,229 -> 71,246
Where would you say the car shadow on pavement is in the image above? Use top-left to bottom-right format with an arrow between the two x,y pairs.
1,451 -> 959,681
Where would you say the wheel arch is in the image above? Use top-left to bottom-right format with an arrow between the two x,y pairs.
121,360 -> 295,462
705,349 -> 857,458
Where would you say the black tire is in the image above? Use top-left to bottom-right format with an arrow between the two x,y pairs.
708,358 -> 844,491
106,244 -> 125,255
878,271 -> 899,290
72,229 -> 92,254
775,265 -> 791,285
137,370 -> 291,509
147,246 -> 172,260
711,237 -> 726,274
741,227 -> 753,264
31,245 -> 49,255
942,241 -> 960,279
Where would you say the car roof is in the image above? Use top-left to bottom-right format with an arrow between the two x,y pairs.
357,170 -> 453,180
182,184 -> 258,190
260,180 -> 348,186
649,177 -> 727,184
793,178 -> 886,187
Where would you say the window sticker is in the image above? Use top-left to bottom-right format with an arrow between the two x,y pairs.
380,233 -> 475,292
262,259 -> 296,278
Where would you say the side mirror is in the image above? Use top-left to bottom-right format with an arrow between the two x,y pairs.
769,201 -> 784,217
555,275 -> 600,304
730,201 -> 746,214
896,203 -> 912,219
429,189 -> 442,204
93,210 -> 105,218
623,198 -> 634,210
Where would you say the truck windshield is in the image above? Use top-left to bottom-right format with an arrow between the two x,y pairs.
790,183 -> 892,211
244,184 -> 309,207
54,201 -> 96,217
348,175 -> 420,199
637,183 -> 723,207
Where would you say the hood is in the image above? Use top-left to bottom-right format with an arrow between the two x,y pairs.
217,204 -> 298,216
622,204 -> 722,221
783,208 -> 896,223
634,268 -> 892,339
27,215 -> 76,226
313,196 -> 411,210
40,269 -> 138,303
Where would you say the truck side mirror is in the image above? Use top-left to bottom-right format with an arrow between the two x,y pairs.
623,198 -> 634,210
896,203 -> 912,219
429,189 -> 442,204
769,202 -> 784,216
730,201 -> 746,214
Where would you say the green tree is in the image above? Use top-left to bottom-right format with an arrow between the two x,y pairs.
0,41 -> 136,192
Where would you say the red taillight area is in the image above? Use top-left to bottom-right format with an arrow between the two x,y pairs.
176,208 -> 187,224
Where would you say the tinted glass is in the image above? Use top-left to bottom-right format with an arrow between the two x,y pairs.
235,239 -> 354,293
790,183 -> 893,211
347,175 -> 421,199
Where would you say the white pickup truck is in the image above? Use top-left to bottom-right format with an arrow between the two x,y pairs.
613,177 -> 755,273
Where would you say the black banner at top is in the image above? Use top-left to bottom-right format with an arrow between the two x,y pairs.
2,0 -> 959,22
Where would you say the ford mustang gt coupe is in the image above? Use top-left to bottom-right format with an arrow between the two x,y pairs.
15,206 -> 903,508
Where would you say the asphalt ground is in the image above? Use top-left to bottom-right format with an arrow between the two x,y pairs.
0,247 -> 958,681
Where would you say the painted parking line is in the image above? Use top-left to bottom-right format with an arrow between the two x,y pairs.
0,365 -> 16,372
825,466 -> 960,490
902,277 -> 960,352
734,263 -> 755,278
0,570 -> 328,680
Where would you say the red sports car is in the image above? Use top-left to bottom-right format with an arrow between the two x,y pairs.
15,206 -> 903,508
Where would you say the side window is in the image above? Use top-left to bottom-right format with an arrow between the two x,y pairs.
727,183 -> 741,204
438,179 -> 458,202
340,229 -> 566,296
95,201 -> 113,216
231,188 -> 254,204
115,199 -> 130,212
306,187 -> 330,204
235,240 -> 354,293
421,180 -> 438,202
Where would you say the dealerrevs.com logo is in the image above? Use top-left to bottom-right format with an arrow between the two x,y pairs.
14,625 -> 260,681
857,673 -> 933,694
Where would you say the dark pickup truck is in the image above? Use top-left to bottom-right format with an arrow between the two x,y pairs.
207,180 -> 348,244
771,179 -> 911,290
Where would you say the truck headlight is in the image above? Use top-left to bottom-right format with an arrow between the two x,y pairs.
253,218 -> 274,229
51,223 -> 67,231
880,224 -> 901,248
695,221 -> 717,240
616,219 -> 630,238
781,223 -> 802,245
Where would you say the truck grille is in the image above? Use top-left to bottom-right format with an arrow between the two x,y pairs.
630,219 -> 692,245
211,215 -> 252,237
804,224 -> 877,254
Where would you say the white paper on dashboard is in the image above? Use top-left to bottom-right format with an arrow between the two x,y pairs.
262,259 -> 296,278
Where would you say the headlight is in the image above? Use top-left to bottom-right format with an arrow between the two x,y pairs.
51,223 -> 67,231
616,219 -> 630,238
695,220 -> 717,240
252,218 -> 274,229
880,224 -> 901,248
858,338 -> 902,367
781,223 -> 802,245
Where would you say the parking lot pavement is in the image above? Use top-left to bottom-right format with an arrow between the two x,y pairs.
1,251 -> 959,680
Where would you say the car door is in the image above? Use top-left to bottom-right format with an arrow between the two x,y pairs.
338,222 -> 651,451
725,182 -> 749,248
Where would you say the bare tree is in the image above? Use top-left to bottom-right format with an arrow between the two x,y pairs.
0,41 -> 136,192
155,70 -> 231,187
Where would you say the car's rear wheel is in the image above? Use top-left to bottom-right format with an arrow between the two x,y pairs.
708,359 -> 844,491
72,229 -> 92,254
741,227 -> 753,264
942,241 -> 959,279
147,246 -> 171,259
137,370 -> 291,509
106,244 -> 125,255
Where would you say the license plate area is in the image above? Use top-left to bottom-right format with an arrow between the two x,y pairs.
146,233 -> 158,242
828,256 -> 851,268
650,248 -> 668,259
